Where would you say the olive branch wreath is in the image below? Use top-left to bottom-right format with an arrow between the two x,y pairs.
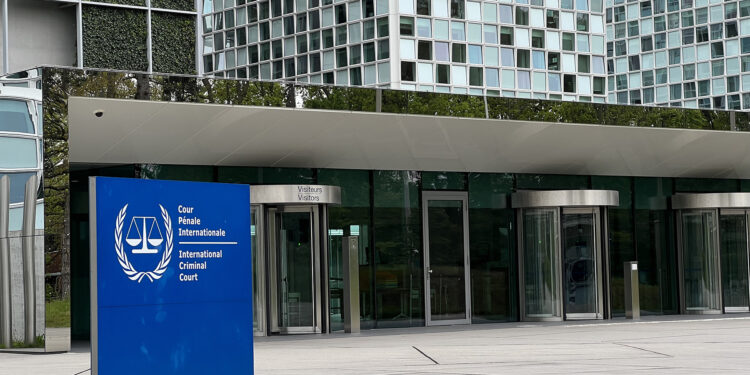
114,204 -> 173,283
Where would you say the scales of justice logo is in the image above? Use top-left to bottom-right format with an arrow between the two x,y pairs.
114,204 -> 174,283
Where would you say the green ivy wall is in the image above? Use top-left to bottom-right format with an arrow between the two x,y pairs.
81,3 -> 196,74
82,5 -> 148,71
153,12 -> 197,74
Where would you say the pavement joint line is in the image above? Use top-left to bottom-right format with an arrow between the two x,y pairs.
611,342 -> 672,358
412,346 -> 439,365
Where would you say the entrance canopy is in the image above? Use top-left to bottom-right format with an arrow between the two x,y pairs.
68,97 -> 750,179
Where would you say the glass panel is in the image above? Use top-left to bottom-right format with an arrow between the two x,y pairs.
720,213 -> 749,310
277,211 -> 315,328
681,210 -> 722,312
468,173 -> 515,323
523,209 -> 560,319
318,169 -> 373,330
373,171 -> 423,327
0,99 -> 34,133
562,212 -> 597,315
0,172 -> 38,204
427,199 -> 467,321
0,138 -> 38,169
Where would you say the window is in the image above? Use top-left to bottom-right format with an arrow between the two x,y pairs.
682,28 -> 694,44
642,70 -> 654,86
547,10 -> 559,28
576,13 -> 588,31
417,0 -> 430,15
516,7 -> 529,25
696,26 -> 709,42
418,41 -> 432,60
401,61 -> 415,81
532,30 -> 544,48
641,36 -> 653,52
435,42 -> 450,61
532,51 -> 545,69
452,43 -> 466,62
400,17 -> 414,35
563,33 -> 575,51
629,55 -> 640,70
548,52 -> 560,70
563,74 -> 576,92
578,55 -> 590,73
469,67 -> 483,86
499,5 -> 512,23
501,48 -> 514,66
500,27 -> 513,45
451,0 -> 465,19
469,45 -> 482,64
517,49 -> 530,68
437,64 -> 450,83
628,21 -> 639,37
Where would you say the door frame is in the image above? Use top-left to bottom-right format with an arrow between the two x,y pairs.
719,208 -> 750,313
422,191 -> 471,326
560,207 -> 604,320
268,205 -> 323,334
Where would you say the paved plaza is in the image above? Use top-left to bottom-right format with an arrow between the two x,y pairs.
3,315 -> 750,374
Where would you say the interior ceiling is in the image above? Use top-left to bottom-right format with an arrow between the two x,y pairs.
67,97 -> 750,179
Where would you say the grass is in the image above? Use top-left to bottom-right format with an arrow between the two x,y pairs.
3,335 -> 45,349
46,298 -> 70,328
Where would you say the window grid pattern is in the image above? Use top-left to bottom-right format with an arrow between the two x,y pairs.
202,0 -> 392,86
397,0 -> 607,100
606,0 -> 750,109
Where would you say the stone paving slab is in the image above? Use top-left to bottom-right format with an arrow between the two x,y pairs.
3,316 -> 750,374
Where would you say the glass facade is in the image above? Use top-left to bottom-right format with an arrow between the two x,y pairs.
606,0 -> 750,109
65,163 -> 750,333
203,0 -> 750,108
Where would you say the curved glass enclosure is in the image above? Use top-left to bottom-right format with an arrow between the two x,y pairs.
673,193 -> 750,314
513,190 -> 618,321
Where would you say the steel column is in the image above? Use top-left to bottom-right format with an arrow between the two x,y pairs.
0,175 -> 11,348
22,175 -> 37,345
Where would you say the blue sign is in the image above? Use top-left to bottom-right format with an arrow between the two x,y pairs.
90,177 -> 253,375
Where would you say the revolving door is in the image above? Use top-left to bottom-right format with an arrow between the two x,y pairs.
250,185 -> 341,335
673,193 -> 750,314
512,190 -> 619,321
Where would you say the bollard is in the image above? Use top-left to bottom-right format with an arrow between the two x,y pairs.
0,175 -> 11,348
342,236 -> 360,333
624,261 -> 640,320
22,175 -> 37,345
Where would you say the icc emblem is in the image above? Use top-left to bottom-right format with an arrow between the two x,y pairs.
114,204 -> 174,283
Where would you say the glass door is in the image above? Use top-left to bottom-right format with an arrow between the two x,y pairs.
519,208 -> 561,321
423,192 -> 470,326
720,210 -> 750,313
561,208 -> 602,320
269,206 -> 321,333
679,210 -> 722,314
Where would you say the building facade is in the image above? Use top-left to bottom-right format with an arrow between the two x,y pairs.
1,0 -> 750,354
0,67 -> 744,351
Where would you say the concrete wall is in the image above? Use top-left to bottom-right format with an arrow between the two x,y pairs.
4,230 -> 45,342
0,0 -> 76,73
